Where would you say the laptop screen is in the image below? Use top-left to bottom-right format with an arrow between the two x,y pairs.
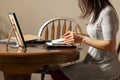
8,13 -> 27,48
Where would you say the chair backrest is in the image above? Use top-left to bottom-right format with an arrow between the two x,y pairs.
38,17 -> 82,40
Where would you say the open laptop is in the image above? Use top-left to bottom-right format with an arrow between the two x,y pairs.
8,12 -> 51,48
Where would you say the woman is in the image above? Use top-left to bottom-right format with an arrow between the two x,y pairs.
51,0 -> 120,80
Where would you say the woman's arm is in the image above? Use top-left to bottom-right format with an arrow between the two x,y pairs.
62,31 -> 116,52
82,36 -> 116,52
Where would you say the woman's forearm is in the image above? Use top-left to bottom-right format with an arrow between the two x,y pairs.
82,36 -> 116,52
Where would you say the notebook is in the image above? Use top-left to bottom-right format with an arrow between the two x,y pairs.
46,38 -> 76,49
7,12 -> 51,48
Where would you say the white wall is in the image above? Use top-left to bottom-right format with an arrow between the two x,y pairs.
111,0 -> 120,45
0,0 -> 83,38
0,0 -> 120,41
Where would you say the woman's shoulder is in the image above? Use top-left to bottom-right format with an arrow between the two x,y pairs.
100,6 -> 118,18
103,6 -> 114,12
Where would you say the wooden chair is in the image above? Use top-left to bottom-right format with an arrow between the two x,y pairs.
35,17 -> 82,80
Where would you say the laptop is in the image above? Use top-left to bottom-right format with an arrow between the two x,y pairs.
7,12 -> 51,48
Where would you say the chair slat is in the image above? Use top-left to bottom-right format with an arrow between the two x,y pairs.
56,20 -> 60,39
73,26 -> 77,32
68,21 -> 72,31
45,26 -> 49,40
62,20 -> 66,35
51,21 -> 55,40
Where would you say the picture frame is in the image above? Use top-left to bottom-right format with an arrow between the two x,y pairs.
8,13 -> 27,48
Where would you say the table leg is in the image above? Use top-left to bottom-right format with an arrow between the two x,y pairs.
4,74 -> 31,80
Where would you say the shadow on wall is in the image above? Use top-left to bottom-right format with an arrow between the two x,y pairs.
0,17 -> 9,39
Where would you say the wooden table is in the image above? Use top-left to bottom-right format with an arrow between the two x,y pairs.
0,44 -> 80,80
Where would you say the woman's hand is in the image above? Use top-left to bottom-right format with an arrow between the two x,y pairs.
62,31 -> 83,44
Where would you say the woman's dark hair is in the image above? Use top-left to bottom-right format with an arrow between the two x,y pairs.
78,0 -> 113,23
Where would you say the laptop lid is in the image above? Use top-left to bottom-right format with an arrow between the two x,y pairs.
8,13 -> 27,48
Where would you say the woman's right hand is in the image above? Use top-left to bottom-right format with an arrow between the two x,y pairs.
62,31 -> 83,44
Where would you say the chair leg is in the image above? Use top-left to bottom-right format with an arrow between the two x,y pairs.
40,65 -> 49,80
41,73 -> 45,80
